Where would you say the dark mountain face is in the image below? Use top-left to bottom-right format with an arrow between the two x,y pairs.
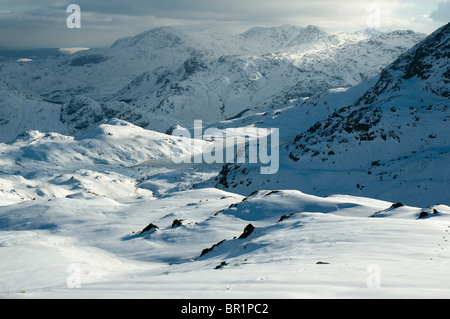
361,22 -> 450,102
395,23 -> 450,81
286,22 -> 449,161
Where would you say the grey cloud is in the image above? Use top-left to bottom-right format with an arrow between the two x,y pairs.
1,0 -> 362,21
76,0 -> 352,22
0,0 -> 365,48
0,0 -> 439,49
429,0 -> 450,22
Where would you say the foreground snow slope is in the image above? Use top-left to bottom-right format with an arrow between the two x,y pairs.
1,186 -> 449,298
0,120 -> 449,299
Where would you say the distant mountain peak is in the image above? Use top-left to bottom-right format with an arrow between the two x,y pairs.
110,26 -> 188,49
361,22 -> 449,101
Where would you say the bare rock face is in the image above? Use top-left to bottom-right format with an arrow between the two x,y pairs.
238,224 -> 255,239
140,223 -> 159,235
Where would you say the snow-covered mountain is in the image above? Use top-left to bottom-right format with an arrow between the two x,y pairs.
0,25 -> 425,142
200,22 -> 450,207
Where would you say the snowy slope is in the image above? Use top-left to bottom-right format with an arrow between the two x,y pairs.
0,101 -> 448,299
0,81 -> 68,143
200,23 -> 450,208
0,98 -> 448,298
1,183 -> 449,298
0,119 -> 208,206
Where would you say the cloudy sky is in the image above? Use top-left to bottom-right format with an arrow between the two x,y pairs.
0,0 -> 448,48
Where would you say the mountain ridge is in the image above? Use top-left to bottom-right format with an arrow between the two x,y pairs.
0,24 -> 425,142
199,22 -> 449,207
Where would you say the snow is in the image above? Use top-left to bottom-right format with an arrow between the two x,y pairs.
0,25 -> 425,140
0,23 -> 449,299
0,121 -> 449,299
203,23 -> 449,208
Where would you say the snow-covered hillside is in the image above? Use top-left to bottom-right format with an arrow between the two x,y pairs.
0,81 -> 68,143
200,22 -> 450,208
1,120 -> 449,298
0,25 -> 425,142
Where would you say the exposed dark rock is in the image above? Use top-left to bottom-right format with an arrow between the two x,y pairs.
249,190 -> 262,197
217,164 -> 236,188
171,219 -> 183,228
183,54 -> 207,77
264,190 -> 282,197
238,224 -> 255,239
199,239 -> 226,257
390,202 -> 404,208
289,152 -> 300,162
140,223 -> 159,234
214,261 -> 228,269
418,211 -> 429,219
277,212 -> 301,223
418,208 -> 440,219
69,54 -> 108,67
